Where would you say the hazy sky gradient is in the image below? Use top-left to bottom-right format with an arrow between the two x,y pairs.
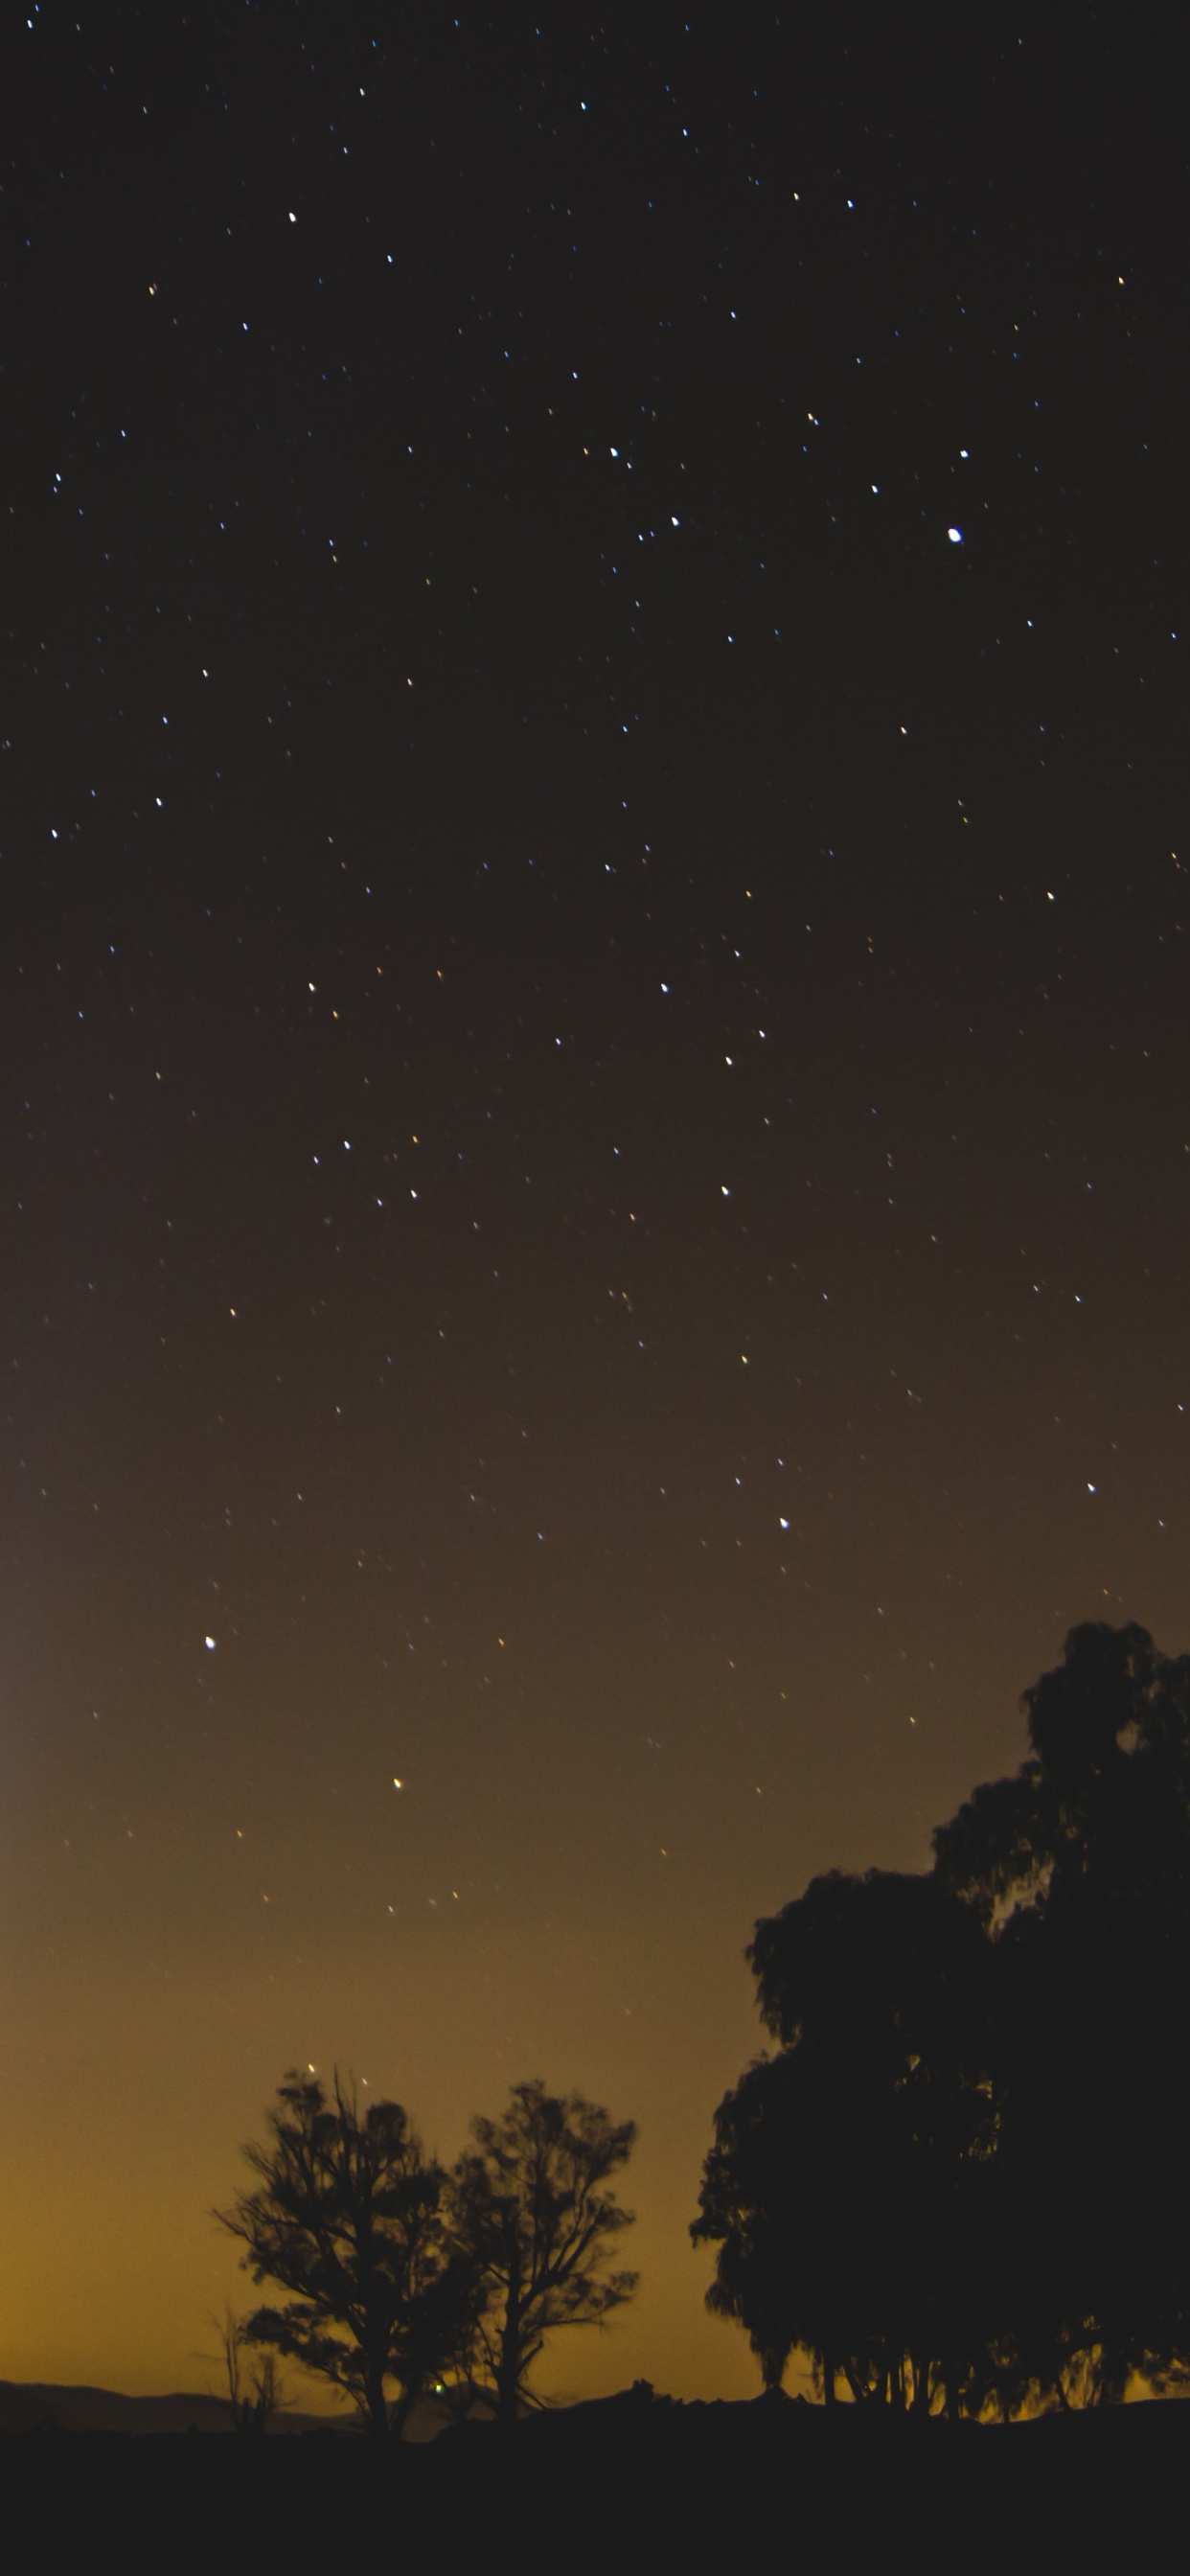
3,2 -> 1188,2404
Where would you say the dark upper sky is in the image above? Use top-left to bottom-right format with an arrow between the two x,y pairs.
3,1 -> 1188,2403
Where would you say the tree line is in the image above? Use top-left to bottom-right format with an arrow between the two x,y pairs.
217,1622 -> 1189,2428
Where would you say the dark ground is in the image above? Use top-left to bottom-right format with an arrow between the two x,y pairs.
6,2388 -> 1187,2576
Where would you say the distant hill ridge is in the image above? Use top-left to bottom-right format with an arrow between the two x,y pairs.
0,2380 -> 359,2437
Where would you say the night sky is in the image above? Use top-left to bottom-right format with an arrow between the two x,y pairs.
4,3 -> 1189,2406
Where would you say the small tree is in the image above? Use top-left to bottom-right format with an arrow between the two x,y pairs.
215,2305 -> 286,2434
449,2080 -> 638,2423
217,2071 -> 478,2436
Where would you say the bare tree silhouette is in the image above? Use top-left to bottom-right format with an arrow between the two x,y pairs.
213,2305 -> 287,2434
217,2071 -> 479,2436
448,2080 -> 638,2424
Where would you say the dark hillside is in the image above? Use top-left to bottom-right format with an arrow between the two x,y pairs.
7,2388 -> 1187,2576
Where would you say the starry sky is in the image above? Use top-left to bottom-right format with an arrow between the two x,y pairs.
3,2 -> 1189,2407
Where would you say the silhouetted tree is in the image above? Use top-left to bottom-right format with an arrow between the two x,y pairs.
694,1869 -> 997,2412
934,1622 -> 1190,2404
217,2072 -> 480,2436
448,2080 -> 639,2424
698,1622 -> 1190,2417
214,2305 -> 286,2434
695,2046 -> 847,2401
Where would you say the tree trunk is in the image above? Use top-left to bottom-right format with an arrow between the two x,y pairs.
364,2358 -> 390,2438
389,2382 -> 419,2440
496,2310 -> 522,2427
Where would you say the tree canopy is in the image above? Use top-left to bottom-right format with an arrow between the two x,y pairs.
695,1869 -> 995,2410
935,1621 -> 1190,2404
695,1622 -> 1190,2413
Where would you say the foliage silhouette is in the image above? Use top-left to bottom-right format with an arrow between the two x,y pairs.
695,1869 -> 995,2411
217,2071 -> 479,2436
935,1621 -> 1190,2406
447,2079 -> 639,2424
696,1623 -> 1190,2414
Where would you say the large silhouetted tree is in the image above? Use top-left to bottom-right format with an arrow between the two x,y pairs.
697,1622 -> 1190,2415
448,2080 -> 639,2424
694,1869 -> 995,2411
934,1621 -> 1190,2405
217,2072 -> 479,2435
